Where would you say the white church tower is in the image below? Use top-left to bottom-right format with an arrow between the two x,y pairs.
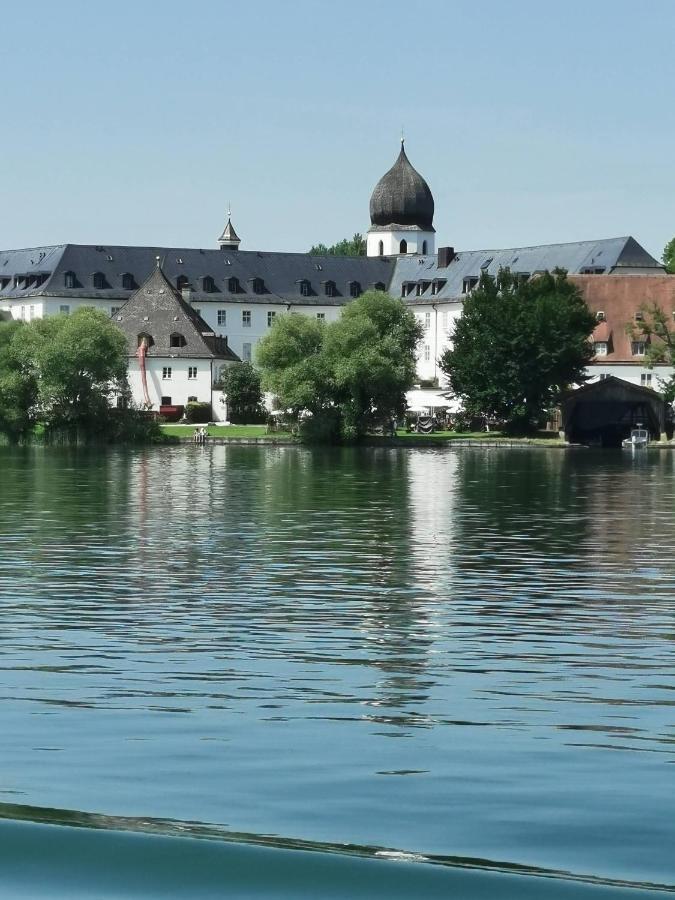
366,140 -> 436,257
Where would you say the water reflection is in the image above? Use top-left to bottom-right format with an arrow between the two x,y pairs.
0,445 -> 673,887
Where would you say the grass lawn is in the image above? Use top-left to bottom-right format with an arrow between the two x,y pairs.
160,423 -> 295,440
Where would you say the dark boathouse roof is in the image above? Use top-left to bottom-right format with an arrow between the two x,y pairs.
114,265 -> 240,360
369,142 -> 435,230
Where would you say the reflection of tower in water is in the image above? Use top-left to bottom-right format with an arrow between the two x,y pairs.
406,449 -> 460,596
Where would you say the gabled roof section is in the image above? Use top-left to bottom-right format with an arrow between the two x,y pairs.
0,245 -> 67,298
113,265 -> 239,360
18,244 -> 394,306
612,236 -> 664,272
392,236 -> 664,304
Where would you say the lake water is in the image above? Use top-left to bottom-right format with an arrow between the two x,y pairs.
0,444 -> 673,898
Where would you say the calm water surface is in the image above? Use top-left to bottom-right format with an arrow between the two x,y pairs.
0,445 -> 673,898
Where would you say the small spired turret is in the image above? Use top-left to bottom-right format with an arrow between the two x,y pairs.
218,208 -> 241,251
367,139 -> 436,257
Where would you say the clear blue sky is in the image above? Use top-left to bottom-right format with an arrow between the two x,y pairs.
2,0 -> 672,259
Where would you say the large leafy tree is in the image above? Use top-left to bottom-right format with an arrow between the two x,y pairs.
662,238 -> 675,274
218,361 -> 266,423
308,233 -> 366,256
627,301 -> 675,401
440,269 -> 596,432
11,307 -> 128,439
0,320 -> 37,443
257,292 -> 422,442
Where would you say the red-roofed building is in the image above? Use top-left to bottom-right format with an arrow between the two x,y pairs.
569,274 -> 675,390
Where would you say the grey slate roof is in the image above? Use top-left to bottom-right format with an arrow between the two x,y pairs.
113,266 -> 240,361
0,236 -> 663,309
0,244 -> 393,306
369,143 -> 435,229
392,236 -> 665,305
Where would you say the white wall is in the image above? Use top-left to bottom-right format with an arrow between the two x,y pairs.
584,363 -> 674,389
367,229 -> 435,257
126,357 -> 216,410
411,302 -> 463,383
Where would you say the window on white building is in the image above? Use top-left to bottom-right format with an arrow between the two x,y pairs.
162,367 -> 172,379
423,344 -> 431,361
188,367 -> 197,379
267,311 -> 277,327
29,305 -> 35,320
631,341 -> 646,356
59,305 -> 70,315
242,342 -> 252,362
217,310 -> 227,326
316,312 -> 325,320
593,342 -> 608,356
424,312 -> 431,330
111,306 -> 121,316
161,395 -> 171,405
441,311 -> 448,332
641,373 -> 653,386
242,310 -> 251,327
20,306 -> 25,320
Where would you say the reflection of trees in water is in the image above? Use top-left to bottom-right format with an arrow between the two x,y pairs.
450,448 -> 675,632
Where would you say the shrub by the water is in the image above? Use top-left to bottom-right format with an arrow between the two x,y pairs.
184,402 -> 212,424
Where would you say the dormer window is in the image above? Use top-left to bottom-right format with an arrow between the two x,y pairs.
462,276 -> 479,294
176,275 -> 190,292
227,276 -> 241,293
169,332 -> 187,348
64,271 -> 76,289
202,275 -> 216,293
416,281 -> 431,296
596,311 -> 606,321
137,333 -> 154,348
593,342 -> 608,357
324,280 -> 336,298
431,279 -> 446,296
634,311 -> 644,322
251,277 -> 264,295
298,279 -> 311,297
348,281 -> 361,298
92,272 -> 106,289
121,273 -> 135,290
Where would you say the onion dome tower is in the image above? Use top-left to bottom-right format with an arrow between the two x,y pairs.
367,139 -> 435,257
218,206 -> 241,251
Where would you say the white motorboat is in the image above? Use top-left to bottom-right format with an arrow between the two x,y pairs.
622,426 -> 649,449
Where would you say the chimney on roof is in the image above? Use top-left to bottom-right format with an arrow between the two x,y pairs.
437,247 -> 455,268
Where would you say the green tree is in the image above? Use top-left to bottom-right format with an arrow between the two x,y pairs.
12,307 -> 128,440
257,292 -> 422,442
218,361 -> 266,423
627,301 -> 675,401
662,238 -> 675,274
440,269 -> 596,432
0,320 -> 37,443
308,233 -> 366,256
